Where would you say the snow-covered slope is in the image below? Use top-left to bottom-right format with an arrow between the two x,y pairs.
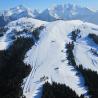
23,20 -> 98,98
7,17 -> 47,31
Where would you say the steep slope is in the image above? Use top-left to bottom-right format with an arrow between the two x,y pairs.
23,20 -> 98,98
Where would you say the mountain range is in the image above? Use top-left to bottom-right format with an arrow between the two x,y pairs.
0,4 -> 98,27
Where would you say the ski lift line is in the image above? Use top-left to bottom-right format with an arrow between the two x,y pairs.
26,60 -> 46,92
24,57 -> 48,92
24,68 -> 34,92
24,55 -> 42,92
24,57 -> 38,91
24,48 -> 40,92
24,31 -> 52,92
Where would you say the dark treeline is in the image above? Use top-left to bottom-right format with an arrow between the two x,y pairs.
90,48 -> 98,57
0,37 -> 33,98
32,26 -> 44,40
71,29 -> 81,41
13,26 -> 44,44
66,40 -> 98,98
0,27 -> 8,33
79,65 -> 98,98
88,33 -> 98,44
41,82 -> 84,98
0,15 -> 7,27
66,42 -> 77,67
0,27 -> 8,37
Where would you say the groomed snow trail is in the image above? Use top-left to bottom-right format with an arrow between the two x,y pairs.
24,20 -> 97,98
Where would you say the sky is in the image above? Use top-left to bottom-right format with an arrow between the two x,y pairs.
0,0 -> 98,11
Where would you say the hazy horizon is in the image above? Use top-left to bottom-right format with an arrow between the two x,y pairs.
0,0 -> 98,12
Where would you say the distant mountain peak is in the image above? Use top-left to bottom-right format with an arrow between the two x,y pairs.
0,4 -> 98,27
37,4 -> 98,24
3,5 -> 39,17
10,5 -> 26,10
0,5 -> 40,27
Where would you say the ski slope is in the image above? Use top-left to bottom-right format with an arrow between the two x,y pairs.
1,18 -> 98,98
24,20 -> 98,98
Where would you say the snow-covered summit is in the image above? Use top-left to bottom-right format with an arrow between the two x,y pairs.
1,4 -> 98,26
3,5 -> 39,19
0,5 -> 39,27
7,17 -> 47,31
37,4 -> 98,25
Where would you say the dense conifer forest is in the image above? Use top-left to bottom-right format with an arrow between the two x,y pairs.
41,82 -> 84,98
88,33 -> 98,44
0,37 -> 33,98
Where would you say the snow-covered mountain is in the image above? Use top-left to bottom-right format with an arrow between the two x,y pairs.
1,17 -> 98,98
37,4 -> 98,25
1,4 -> 98,98
3,5 -> 39,18
0,5 -> 39,26
1,4 -> 98,27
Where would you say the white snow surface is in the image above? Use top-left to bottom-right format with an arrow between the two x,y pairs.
3,5 -> 39,18
7,17 -> 47,31
0,29 -> 13,50
37,4 -> 98,25
24,20 -> 98,98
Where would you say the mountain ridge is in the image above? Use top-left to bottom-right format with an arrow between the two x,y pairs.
0,4 -> 98,27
